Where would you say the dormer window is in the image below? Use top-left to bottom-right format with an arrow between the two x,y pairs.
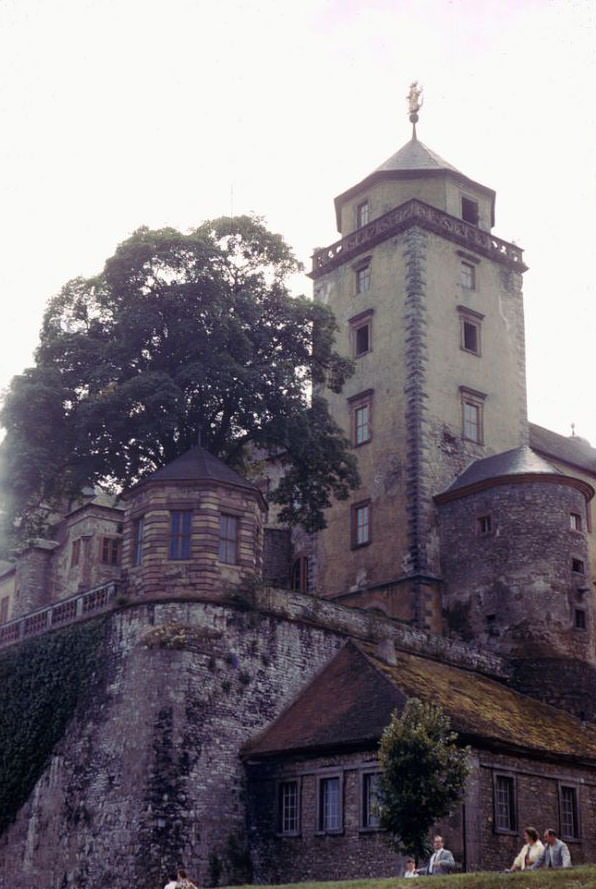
461,197 -> 479,226
356,200 -> 369,229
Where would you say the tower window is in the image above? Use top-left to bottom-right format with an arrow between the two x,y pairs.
572,558 -> 585,574
460,387 -> 486,444
575,609 -> 586,630
351,501 -> 371,548
71,538 -> 81,567
478,515 -> 492,535
349,308 -> 373,357
461,196 -> 479,225
349,389 -> 373,446
570,513 -> 582,531
460,261 -> 476,290
356,200 -> 369,229
356,264 -> 371,294
462,319 -> 480,354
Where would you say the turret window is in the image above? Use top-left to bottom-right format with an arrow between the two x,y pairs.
71,538 -> 81,567
570,513 -> 582,531
461,196 -> 479,225
356,200 -> 369,229
134,517 -> 144,566
101,537 -> 121,566
575,609 -> 587,630
477,515 -> 492,535
572,558 -> 585,575
169,510 -> 192,560
219,514 -> 239,565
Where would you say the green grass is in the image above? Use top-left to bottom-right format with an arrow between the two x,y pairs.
223,867 -> 596,889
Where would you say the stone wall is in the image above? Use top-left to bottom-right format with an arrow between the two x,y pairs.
0,598 -> 347,889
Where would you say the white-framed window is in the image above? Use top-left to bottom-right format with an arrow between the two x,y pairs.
460,261 -> 476,290
278,779 -> 300,835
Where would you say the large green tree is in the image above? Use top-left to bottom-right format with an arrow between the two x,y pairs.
377,698 -> 470,862
0,216 -> 357,543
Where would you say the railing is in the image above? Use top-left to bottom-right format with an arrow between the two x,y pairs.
0,581 -> 120,651
311,198 -> 527,277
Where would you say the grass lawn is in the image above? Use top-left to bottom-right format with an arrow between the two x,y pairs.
225,867 -> 596,889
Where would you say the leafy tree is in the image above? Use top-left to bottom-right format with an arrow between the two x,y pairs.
377,698 -> 470,861
0,216 -> 357,544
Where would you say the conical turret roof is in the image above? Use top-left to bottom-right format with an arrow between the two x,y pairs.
124,446 -> 262,498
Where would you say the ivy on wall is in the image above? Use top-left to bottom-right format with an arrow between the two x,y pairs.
0,618 -> 106,835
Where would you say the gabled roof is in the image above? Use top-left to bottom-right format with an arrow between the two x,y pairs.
435,445 -> 593,503
243,640 -> 596,764
125,446 -> 262,499
530,422 -> 596,475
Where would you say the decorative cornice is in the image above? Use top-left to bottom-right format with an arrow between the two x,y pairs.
310,198 -> 527,279
435,471 -> 595,505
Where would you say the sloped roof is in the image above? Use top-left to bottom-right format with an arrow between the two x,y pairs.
127,446 -> 260,496
435,445 -> 593,503
375,137 -> 462,174
243,641 -> 596,763
530,422 -> 596,474
334,135 -> 495,230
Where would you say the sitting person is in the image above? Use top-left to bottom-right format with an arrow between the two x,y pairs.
403,858 -> 419,878
507,826 -> 544,872
530,829 -> 572,869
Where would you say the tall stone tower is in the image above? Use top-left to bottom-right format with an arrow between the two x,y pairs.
312,98 -> 528,629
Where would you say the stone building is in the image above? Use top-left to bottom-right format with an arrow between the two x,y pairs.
2,116 -> 596,888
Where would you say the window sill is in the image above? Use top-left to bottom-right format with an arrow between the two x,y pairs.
315,829 -> 344,837
351,541 -> 371,550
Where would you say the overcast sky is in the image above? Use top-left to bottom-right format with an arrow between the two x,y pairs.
1,0 -> 595,444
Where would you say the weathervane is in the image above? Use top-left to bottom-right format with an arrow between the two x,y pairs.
407,81 -> 423,136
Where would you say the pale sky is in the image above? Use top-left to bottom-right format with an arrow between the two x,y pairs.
1,0 -> 595,444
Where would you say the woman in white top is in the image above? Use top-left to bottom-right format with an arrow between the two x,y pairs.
509,827 -> 544,872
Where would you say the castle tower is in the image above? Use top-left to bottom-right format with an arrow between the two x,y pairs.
312,97 -> 528,628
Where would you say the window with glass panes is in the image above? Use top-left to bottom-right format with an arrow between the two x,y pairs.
362,773 -> 381,828
278,780 -> 299,834
560,785 -> 579,838
352,502 -> 371,547
101,537 -> 121,566
169,510 -> 192,560
134,517 -> 144,566
494,774 -> 516,832
219,514 -> 238,564
319,776 -> 341,831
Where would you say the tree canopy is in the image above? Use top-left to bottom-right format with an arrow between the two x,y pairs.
0,216 -> 357,543
377,698 -> 470,861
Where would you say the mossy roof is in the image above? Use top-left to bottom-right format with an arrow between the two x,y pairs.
243,641 -> 596,764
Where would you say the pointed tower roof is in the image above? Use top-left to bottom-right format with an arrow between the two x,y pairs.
334,133 -> 495,230
124,445 -> 263,501
375,136 -> 462,174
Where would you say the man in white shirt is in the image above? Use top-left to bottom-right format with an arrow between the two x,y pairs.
416,835 -> 456,876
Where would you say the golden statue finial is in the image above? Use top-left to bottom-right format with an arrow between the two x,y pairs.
407,81 -> 423,135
